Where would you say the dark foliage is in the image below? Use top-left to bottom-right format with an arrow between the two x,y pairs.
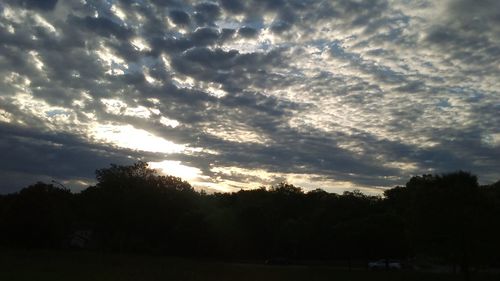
0,163 -> 499,280
0,182 -> 74,248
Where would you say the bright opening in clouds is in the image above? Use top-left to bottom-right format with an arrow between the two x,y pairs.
149,160 -> 204,182
92,124 -> 185,154
0,0 -> 499,193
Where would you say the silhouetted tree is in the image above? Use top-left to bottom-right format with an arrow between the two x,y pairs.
403,171 -> 485,281
0,182 -> 74,248
0,162 -> 498,275
78,161 -> 202,254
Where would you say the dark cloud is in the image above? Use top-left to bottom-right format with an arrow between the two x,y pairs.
219,0 -> 246,14
191,27 -> 221,45
169,10 -> 190,25
329,41 -> 407,85
449,0 -> 500,27
393,81 -> 425,93
422,0 -> 500,76
150,0 -> 184,7
170,47 -> 285,89
75,16 -> 134,40
238,26 -> 259,38
194,2 -> 221,25
270,20 -> 292,34
0,123 -> 147,192
11,0 -> 58,11
220,28 -> 236,41
340,0 -> 389,25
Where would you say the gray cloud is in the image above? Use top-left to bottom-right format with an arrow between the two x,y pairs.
194,2 -> 221,25
238,26 -> 259,38
0,123 -> 147,192
0,0 -> 499,193
9,0 -> 58,11
76,16 -> 134,40
219,0 -> 246,14
169,10 -> 190,26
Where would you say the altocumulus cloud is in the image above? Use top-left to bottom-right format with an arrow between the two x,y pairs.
0,0 -> 499,193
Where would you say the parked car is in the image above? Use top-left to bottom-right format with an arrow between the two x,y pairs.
368,259 -> 402,270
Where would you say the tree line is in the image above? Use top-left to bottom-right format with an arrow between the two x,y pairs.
0,162 -> 499,279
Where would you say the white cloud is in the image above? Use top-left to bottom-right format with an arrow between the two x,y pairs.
160,116 -> 180,128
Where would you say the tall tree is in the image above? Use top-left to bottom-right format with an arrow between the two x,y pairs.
405,171 -> 484,281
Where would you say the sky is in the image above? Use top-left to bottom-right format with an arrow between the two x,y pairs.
0,0 -> 499,194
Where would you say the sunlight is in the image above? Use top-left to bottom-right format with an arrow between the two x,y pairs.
12,93 -> 74,129
95,45 -> 128,75
211,166 -> 277,187
143,69 -> 162,86
383,161 -> 419,172
131,37 -> 151,52
2,0 -> 499,200
0,109 -> 12,123
210,166 -> 383,194
221,37 -> 263,54
172,76 -> 195,89
2,5 -> 27,24
483,133 -> 500,147
160,116 -> 180,128
161,54 -> 172,71
4,72 -> 31,93
100,98 -> 127,115
124,105 -> 151,119
92,124 -> 185,154
206,84 -> 228,98
29,51 -> 44,70
110,4 -> 127,21
72,91 -> 93,108
101,98 -> 152,119
149,160 -> 204,181
33,14 -> 58,36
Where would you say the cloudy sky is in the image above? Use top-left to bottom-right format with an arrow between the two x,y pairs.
0,0 -> 499,194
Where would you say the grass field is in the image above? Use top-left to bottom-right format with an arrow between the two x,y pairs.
0,250 -> 497,281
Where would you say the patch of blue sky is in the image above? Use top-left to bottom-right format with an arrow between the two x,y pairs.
45,109 -> 69,117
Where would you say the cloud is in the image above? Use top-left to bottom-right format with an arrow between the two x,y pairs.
0,0 -> 499,193
219,0 -> 246,14
194,2 -> 221,25
238,26 -> 259,38
75,15 -> 134,40
0,123 -> 147,192
169,10 -> 190,26
9,0 -> 58,11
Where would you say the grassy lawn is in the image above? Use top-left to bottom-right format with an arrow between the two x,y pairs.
0,250 -> 497,281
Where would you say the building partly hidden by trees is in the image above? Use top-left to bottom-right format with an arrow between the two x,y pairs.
0,162 -> 499,280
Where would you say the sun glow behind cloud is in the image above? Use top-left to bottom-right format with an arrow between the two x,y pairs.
149,160 -> 205,182
92,124 -> 185,154
210,166 -> 383,195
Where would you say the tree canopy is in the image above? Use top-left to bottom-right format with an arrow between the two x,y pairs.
0,162 -> 499,280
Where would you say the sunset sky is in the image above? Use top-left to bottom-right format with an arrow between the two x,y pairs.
0,0 -> 499,194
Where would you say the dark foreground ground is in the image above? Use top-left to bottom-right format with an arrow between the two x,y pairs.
0,250 -> 498,281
